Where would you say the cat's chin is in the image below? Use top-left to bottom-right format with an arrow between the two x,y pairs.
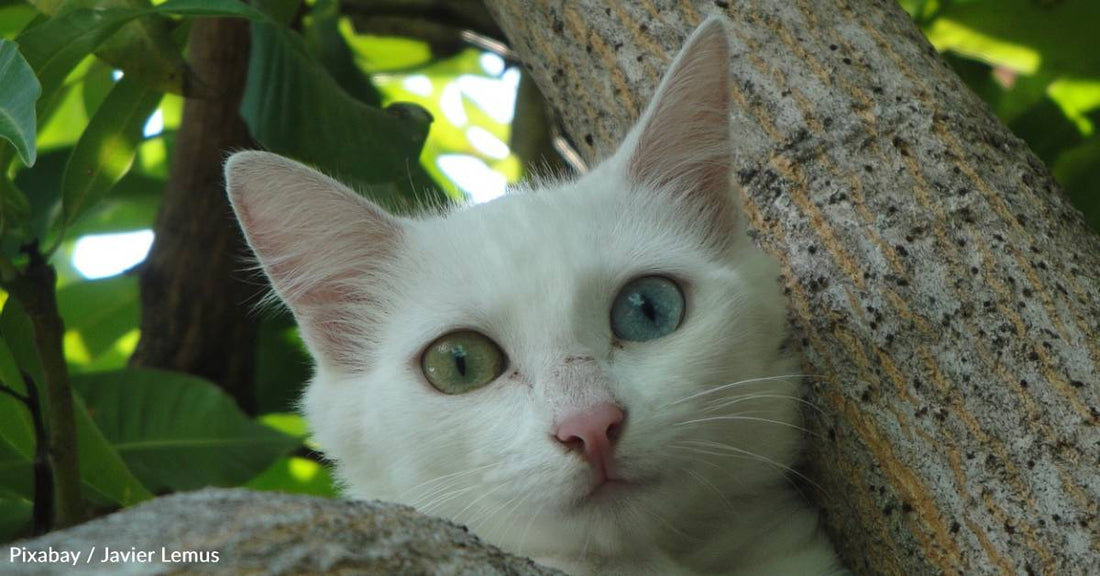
565,475 -> 658,512
582,479 -> 643,502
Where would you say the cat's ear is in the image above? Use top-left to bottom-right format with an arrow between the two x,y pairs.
225,151 -> 402,370
617,16 -> 737,242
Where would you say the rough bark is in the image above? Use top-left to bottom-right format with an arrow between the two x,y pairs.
8,489 -> 563,575
482,1 -> 1100,575
131,18 -> 261,414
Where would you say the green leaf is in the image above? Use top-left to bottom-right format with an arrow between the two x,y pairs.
27,0 -> 190,96
81,60 -> 115,117
65,169 -> 161,236
60,74 -> 161,230
251,0 -> 299,26
0,301 -> 38,500
0,332 -> 23,395
57,275 -> 138,358
1048,78 -> 1100,136
16,2 -> 263,113
0,339 -> 34,508
0,385 -> 152,510
16,8 -> 138,108
342,27 -> 431,73
36,76 -> 91,153
258,412 -> 308,438
1,168 -> 32,232
0,4 -> 38,38
1009,96 -> 1084,166
1054,135 -> 1100,233
0,435 -> 33,501
72,392 -> 152,505
0,490 -> 32,542
241,21 -> 444,211
248,414 -> 337,497
72,368 -> 300,492
0,376 -> 151,508
0,297 -> 42,387
0,299 -> 151,506
303,0 -> 380,107
255,313 -> 310,414
0,395 -> 154,508
926,0 -> 1100,79
155,0 -> 266,20
246,456 -> 336,497
13,147 -> 69,246
0,40 -> 40,166
3,0 -> 258,236
0,379 -> 35,498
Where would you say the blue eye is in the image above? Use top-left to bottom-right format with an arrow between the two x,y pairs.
610,276 -> 685,342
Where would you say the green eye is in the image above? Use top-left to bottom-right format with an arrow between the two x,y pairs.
610,276 -> 685,342
421,331 -> 506,394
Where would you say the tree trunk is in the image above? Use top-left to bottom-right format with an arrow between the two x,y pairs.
131,18 -> 261,414
482,1 -> 1100,575
10,489 -> 564,575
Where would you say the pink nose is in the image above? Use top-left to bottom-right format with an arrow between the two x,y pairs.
554,403 -> 626,483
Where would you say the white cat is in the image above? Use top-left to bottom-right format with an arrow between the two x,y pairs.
225,15 -> 846,576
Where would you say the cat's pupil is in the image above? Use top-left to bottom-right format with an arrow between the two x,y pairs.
640,297 -> 657,322
454,346 -> 468,377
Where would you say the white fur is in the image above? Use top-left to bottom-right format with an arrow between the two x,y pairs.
226,15 -> 847,576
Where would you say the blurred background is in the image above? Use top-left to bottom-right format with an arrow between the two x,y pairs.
0,0 -> 1095,541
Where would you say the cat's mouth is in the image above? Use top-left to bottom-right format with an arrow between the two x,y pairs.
577,474 -> 652,506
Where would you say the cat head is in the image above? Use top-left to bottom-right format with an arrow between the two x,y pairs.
226,16 -> 802,561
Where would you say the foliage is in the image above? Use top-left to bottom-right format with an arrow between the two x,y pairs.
71,369 -> 300,493
240,14 -> 440,210
0,39 -> 39,167
0,0 -> 519,541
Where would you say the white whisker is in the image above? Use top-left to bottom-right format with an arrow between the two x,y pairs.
675,440 -> 825,495
518,500 -> 548,557
684,468 -> 736,516
399,463 -> 495,501
484,491 -> 532,542
703,393 -> 827,416
471,492 -> 521,532
666,374 -> 820,407
416,484 -> 482,513
454,481 -> 510,522
578,516 -> 593,565
628,499 -> 694,541
673,415 -> 813,436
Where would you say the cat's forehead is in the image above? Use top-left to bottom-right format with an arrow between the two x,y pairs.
411,179 -> 675,279
397,178 -> 704,319
413,185 -> 613,281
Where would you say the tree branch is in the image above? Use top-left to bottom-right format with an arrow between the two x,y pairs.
4,246 -> 82,530
0,381 -> 29,404
131,18 -> 261,413
21,371 -> 54,535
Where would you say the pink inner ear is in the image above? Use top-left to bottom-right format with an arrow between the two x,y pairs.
624,18 -> 736,243
249,215 -> 400,369
297,299 -> 375,369
226,151 -> 402,370
247,219 -> 394,308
